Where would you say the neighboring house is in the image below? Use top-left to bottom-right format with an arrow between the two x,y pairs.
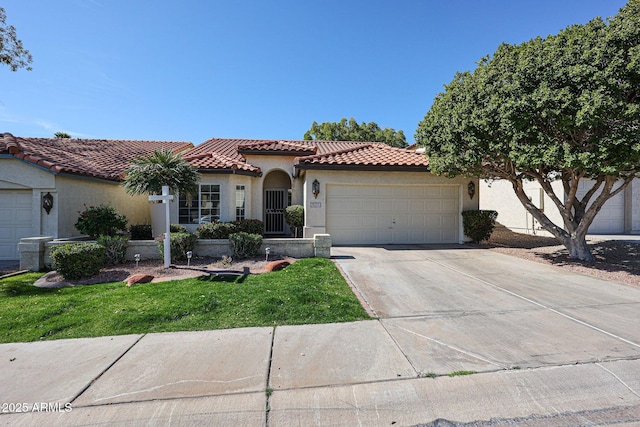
0,133 -> 193,260
480,179 -> 640,235
177,138 -> 479,245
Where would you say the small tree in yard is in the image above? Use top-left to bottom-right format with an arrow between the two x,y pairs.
415,1 -> 640,261
284,205 -> 304,237
121,150 -> 199,197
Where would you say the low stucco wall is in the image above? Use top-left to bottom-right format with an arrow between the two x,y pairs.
19,235 -> 331,271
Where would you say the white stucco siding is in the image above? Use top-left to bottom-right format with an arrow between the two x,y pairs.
243,154 -> 304,217
479,179 -> 564,236
56,176 -> 151,237
302,170 -> 478,244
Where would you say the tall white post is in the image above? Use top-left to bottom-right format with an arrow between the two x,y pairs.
163,185 -> 171,268
148,185 -> 174,268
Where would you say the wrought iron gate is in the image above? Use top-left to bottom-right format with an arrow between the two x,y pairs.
264,189 -> 286,234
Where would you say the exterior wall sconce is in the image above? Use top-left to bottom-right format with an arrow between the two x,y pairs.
42,192 -> 54,214
312,179 -> 320,199
467,181 -> 476,200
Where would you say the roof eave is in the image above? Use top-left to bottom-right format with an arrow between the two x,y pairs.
294,164 -> 431,172
197,168 -> 262,177
238,150 -> 316,157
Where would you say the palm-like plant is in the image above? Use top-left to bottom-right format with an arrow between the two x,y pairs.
122,150 -> 199,196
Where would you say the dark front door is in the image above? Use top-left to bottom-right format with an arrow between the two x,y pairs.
265,189 -> 286,234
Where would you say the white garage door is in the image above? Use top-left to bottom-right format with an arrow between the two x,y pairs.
326,185 -> 460,245
0,190 -> 33,260
575,180 -> 625,234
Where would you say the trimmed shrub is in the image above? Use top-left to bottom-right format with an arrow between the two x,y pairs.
229,232 -> 262,259
130,224 -> 153,240
170,223 -> 188,234
97,235 -> 129,265
157,232 -> 197,262
284,205 -> 304,237
196,222 -> 238,239
235,219 -> 264,236
461,210 -> 498,243
50,243 -> 106,280
75,204 -> 128,238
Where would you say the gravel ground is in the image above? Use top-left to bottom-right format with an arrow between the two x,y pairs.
31,255 -> 289,288
481,226 -> 640,287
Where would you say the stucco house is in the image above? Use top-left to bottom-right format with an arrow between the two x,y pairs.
176,138 -> 479,245
479,179 -> 640,235
0,133 -> 193,260
1,132 -> 480,261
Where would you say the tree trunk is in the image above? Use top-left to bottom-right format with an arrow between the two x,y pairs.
563,233 -> 595,262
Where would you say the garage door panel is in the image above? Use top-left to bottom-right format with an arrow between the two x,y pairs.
394,187 -> 410,197
576,180 -> 624,233
378,187 -> 393,197
362,200 -> 377,211
0,190 -> 33,260
442,200 -> 459,212
393,200 -> 409,211
327,184 -> 459,245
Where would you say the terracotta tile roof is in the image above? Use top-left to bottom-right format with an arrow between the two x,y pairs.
294,144 -> 430,171
237,140 -> 317,156
183,152 -> 261,175
0,133 -> 193,182
185,138 -> 372,162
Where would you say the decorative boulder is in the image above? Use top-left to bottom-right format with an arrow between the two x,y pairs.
124,274 -> 154,286
264,260 -> 290,272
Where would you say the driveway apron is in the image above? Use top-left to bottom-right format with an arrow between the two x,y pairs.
333,245 -> 640,375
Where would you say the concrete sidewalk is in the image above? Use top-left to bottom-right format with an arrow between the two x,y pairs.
2,323 -> 640,426
2,247 -> 640,425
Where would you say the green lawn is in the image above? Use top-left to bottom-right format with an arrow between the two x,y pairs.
0,258 -> 371,343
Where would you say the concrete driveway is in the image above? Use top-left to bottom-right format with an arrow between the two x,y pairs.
333,245 -> 640,374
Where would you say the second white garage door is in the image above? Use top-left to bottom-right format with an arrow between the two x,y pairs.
326,184 -> 460,245
0,190 -> 33,260
575,180 -> 625,234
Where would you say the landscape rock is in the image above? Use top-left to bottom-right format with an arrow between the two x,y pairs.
264,260 -> 291,272
125,274 -> 154,286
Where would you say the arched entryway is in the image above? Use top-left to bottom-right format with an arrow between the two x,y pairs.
263,170 -> 291,235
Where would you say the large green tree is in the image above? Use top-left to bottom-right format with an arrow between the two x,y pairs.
415,0 -> 640,261
0,7 -> 32,71
304,117 -> 407,148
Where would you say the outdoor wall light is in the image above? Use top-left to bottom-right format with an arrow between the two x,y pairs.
312,179 -> 320,199
467,181 -> 476,200
42,192 -> 53,214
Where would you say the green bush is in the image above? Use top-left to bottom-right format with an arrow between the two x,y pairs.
75,204 -> 128,238
170,223 -> 188,233
235,219 -> 264,236
97,235 -> 129,265
196,222 -> 238,239
284,205 -> 304,237
157,232 -> 197,262
50,243 -> 106,280
461,210 -> 498,243
129,224 -> 153,240
229,232 -> 262,259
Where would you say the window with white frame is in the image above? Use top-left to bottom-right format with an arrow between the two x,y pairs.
179,184 -> 220,224
235,185 -> 246,221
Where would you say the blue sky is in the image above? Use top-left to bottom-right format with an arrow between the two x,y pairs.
0,0 -> 629,145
